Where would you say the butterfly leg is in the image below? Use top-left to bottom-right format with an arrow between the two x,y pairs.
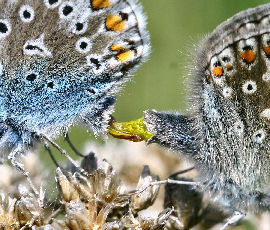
169,167 -> 195,178
44,142 -> 60,168
219,211 -> 245,230
39,133 -> 88,177
8,144 -> 39,196
64,133 -> 84,157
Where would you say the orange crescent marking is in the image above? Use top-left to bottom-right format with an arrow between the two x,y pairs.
111,44 -> 124,51
240,50 -> 256,63
92,0 -> 110,9
264,46 -> 270,55
106,15 -> 126,32
117,50 -> 135,62
212,66 -> 223,76
225,64 -> 233,70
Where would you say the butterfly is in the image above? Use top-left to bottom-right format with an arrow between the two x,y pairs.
109,2 -> 270,228
0,0 -> 149,172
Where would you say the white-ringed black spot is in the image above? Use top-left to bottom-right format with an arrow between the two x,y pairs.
235,124 -> 243,132
23,34 -> 52,57
86,54 -> 105,75
26,73 -> 37,81
49,0 -> 58,5
80,42 -> 87,49
76,22 -> 84,31
72,21 -> 88,34
253,129 -> 266,143
44,0 -> 61,8
222,87 -> 233,98
0,23 -> 8,33
63,5 -> 73,16
23,11 -> 31,19
76,37 -> 91,53
19,5 -> 35,23
242,80 -> 257,94
0,20 -> 11,38
234,121 -> 244,136
59,2 -> 75,19
236,125 -> 242,131
90,58 -> 100,69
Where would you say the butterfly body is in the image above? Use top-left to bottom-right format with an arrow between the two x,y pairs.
0,0 -> 149,161
145,3 -> 270,212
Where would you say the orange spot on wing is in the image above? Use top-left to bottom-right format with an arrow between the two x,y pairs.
117,50 -> 135,62
240,50 -> 256,63
91,0 -> 110,9
110,44 -> 124,51
106,15 -> 126,32
212,66 -> 223,76
225,64 -> 233,70
264,46 -> 270,55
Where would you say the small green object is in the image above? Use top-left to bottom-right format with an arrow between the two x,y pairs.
108,117 -> 153,142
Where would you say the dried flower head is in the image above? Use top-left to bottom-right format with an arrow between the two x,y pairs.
53,153 -> 171,230
131,165 -> 160,213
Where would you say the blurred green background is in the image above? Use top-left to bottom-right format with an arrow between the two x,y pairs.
41,0 -> 270,161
